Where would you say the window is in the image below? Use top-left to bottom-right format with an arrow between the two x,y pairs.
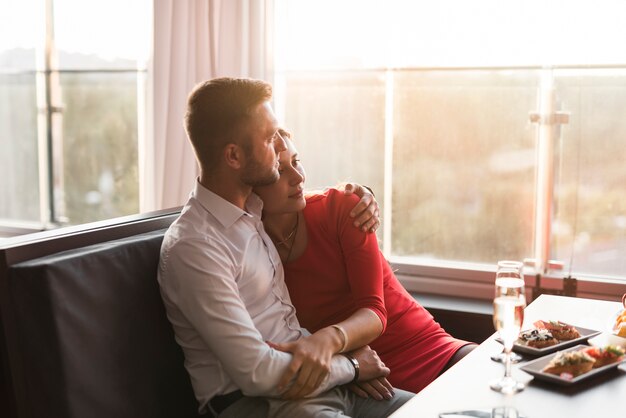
0,0 -> 150,233
0,0 -> 40,227
274,0 -> 626,298
552,69 -> 626,279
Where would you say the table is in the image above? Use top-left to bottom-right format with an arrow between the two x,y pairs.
391,295 -> 625,417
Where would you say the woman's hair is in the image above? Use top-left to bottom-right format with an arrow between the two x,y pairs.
184,77 -> 272,172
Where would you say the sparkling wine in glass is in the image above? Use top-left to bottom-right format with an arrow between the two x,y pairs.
491,260 -> 524,364
490,268 -> 526,394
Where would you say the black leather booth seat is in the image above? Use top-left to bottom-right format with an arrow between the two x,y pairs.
2,228 -> 201,418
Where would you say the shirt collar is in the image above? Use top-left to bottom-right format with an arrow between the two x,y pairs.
193,179 -> 264,228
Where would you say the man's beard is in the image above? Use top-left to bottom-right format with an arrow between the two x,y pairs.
241,154 -> 279,187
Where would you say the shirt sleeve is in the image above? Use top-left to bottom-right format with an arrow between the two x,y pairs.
160,236 -> 354,398
328,190 -> 388,332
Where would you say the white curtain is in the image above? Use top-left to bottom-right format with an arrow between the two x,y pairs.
141,0 -> 274,212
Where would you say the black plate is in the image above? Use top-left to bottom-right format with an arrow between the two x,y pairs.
497,325 -> 601,356
520,344 -> 626,386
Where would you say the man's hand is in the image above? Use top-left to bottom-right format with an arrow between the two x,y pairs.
347,377 -> 395,401
268,329 -> 339,399
343,183 -> 380,233
350,345 -> 390,381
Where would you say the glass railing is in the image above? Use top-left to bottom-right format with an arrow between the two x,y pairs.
278,65 -> 626,283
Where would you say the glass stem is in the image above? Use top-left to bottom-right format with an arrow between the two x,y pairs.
504,350 -> 512,378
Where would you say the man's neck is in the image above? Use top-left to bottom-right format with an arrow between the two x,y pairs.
199,170 -> 251,210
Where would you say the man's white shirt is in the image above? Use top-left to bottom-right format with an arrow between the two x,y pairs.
157,180 -> 354,412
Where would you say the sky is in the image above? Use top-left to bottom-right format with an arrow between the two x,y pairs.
0,0 -> 151,63
2,0 -> 625,69
276,0 -> 626,70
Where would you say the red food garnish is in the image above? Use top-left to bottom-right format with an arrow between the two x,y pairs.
583,347 -> 600,358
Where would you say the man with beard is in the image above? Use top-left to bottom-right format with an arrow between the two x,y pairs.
157,78 -> 412,417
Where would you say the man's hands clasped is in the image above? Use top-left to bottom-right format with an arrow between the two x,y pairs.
268,336 -> 395,401
347,345 -> 395,401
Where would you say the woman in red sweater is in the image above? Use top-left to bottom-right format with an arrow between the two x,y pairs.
255,131 -> 475,398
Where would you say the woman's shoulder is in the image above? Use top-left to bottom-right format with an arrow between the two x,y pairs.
305,188 -> 357,213
303,188 -> 357,240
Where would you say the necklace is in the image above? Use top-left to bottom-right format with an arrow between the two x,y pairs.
274,213 -> 299,247
284,213 -> 300,262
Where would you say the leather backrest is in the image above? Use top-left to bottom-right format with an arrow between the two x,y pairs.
6,229 -> 200,418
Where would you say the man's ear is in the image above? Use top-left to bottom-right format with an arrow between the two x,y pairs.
223,143 -> 244,170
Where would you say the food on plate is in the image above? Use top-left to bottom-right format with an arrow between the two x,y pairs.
542,350 -> 595,377
582,345 -> 625,368
517,328 -> 559,348
533,320 -> 581,340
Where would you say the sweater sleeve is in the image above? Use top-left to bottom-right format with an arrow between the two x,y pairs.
326,189 -> 388,332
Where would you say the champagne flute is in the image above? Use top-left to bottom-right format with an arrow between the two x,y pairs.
490,266 -> 526,394
491,260 -> 524,364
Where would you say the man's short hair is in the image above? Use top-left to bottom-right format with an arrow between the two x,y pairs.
184,77 -> 272,172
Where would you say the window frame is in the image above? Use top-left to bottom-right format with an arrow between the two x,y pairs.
392,257 -> 626,302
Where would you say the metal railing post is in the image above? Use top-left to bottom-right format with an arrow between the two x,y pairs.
527,69 -> 569,275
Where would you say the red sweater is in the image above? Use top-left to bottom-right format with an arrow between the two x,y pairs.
284,189 -> 469,393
